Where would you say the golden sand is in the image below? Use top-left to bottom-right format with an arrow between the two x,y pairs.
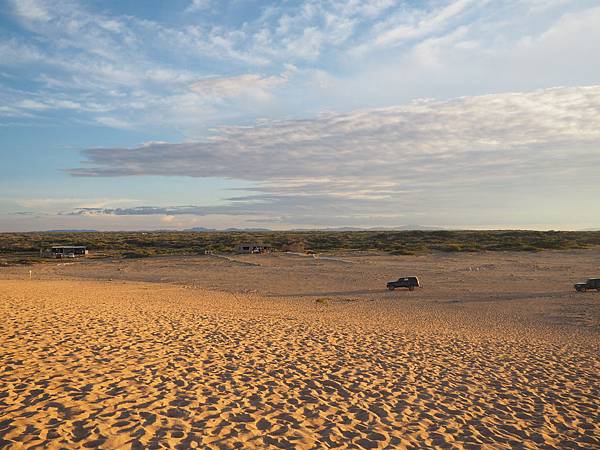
1,279 -> 598,449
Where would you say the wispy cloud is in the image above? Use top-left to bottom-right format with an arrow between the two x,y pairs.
186,0 -> 212,13
71,86 -> 600,179
94,116 -> 133,129
368,0 -> 477,50
3,1 -> 598,132
65,86 -> 600,225
11,197 -> 139,209
191,72 -> 290,102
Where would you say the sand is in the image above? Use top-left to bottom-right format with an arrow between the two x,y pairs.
1,275 -> 598,449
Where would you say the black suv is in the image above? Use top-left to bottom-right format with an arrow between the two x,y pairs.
387,276 -> 420,291
574,278 -> 600,292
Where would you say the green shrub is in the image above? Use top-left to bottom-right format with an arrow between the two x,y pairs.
1,230 -> 599,258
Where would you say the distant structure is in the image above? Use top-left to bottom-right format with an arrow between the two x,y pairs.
42,245 -> 88,258
234,243 -> 272,254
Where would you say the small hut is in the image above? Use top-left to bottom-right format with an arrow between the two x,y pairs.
43,245 -> 88,258
234,243 -> 272,254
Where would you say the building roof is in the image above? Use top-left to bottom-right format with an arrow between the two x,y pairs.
51,245 -> 87,249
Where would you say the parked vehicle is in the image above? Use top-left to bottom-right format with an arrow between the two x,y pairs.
574,278 -> 600,292
387,276 -> 420,291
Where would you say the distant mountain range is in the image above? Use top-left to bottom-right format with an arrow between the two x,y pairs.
35,225 -> 444,233
293,225 -> 443,231
44,229 -> 99,232
184,227 -> 272,232
184,225 -> 442,232
33,226 -> 597,233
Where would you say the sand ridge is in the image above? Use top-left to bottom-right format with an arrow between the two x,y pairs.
1,279 -> 598,449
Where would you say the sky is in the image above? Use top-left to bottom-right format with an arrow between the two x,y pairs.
1,0 -> 599,231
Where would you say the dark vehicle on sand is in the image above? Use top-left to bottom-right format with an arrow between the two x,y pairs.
574,278 -> 600,292
387,276 -> 420,291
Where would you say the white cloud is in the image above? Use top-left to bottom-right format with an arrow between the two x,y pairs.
11,0 -> 52,22
373,0 -> 476,48
3,0 -> 600,134
95,116 -> 133,129
67,86 -> 600,225
73,86 -> 600,179
316,4 -> 600,111
0,38 -> 45,64
191,73 -> 287,100
11,197 -> 139,210
18,99 -> 50,110
186,0 -> 212,12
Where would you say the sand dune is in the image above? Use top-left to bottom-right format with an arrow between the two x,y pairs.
1,279 -> 598,449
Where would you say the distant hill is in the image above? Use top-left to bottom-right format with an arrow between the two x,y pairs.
184,227 -> 272,232
394,225 -> 444,231
44,229 -> 99,232
184,225 -> 442,232
183,226 -> 442,232
224,227 -> 272,232
293,225 -> 443,231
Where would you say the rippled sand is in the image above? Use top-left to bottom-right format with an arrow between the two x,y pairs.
1,279 -> 598,449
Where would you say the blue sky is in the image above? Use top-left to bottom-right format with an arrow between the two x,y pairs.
1,0 -> 599,231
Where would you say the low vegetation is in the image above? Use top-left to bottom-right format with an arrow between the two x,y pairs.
1,230 -> 599,262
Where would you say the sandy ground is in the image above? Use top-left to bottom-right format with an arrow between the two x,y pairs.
1,250 -> 599,448
3,248 -> 600,331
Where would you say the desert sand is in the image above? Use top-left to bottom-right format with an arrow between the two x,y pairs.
1,250 -> 599,448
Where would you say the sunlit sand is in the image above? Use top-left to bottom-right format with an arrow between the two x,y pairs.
1,273 -> 598,448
